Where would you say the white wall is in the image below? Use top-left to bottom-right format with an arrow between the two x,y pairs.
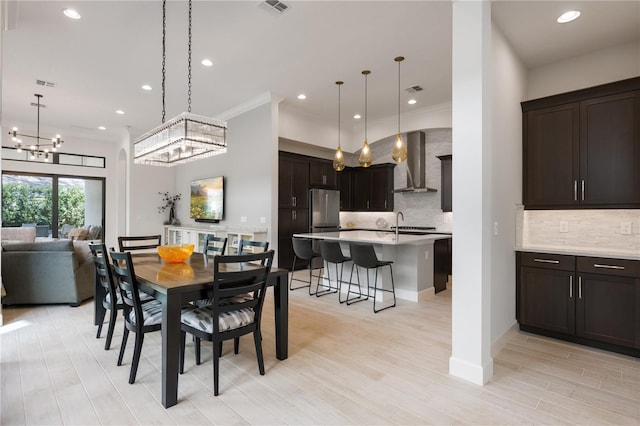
490,23 -> 527,353
527,40 -> 640,100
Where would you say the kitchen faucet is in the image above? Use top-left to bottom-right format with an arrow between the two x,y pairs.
395,211 -> 404,240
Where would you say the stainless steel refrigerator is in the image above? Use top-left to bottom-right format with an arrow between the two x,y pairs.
309,188 -> 340,233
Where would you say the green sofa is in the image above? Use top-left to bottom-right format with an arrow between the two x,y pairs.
1,239 -> 94,306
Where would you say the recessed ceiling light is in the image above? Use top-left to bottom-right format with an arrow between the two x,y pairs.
201,59 -> 213,67
63,8 -> 81,19
116,110 -> 125,115
141,84 -> 152,91
98,126 -> 106,130
557,10 -> 581,24
297,94 -> 307,100
408,99 -> 417,105
353,114 -> 361,120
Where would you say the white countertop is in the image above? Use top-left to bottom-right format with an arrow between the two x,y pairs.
517,246 -> 640,261
293,230 -> 452,246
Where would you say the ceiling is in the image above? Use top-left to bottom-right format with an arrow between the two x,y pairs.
1,1 -> 638,148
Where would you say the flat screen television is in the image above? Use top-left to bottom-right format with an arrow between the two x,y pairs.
190,176 -> 224,223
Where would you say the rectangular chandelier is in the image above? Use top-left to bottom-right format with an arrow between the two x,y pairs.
133,112 -> 227,167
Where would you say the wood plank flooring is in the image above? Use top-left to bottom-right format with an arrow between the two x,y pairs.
1,277 -> 638,425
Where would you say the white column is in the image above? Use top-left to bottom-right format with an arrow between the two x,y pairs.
449,0 -> 493,385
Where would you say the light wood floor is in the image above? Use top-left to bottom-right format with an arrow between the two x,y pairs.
1,278 -> 638,425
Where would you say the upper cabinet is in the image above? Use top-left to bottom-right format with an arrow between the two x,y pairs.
338,167 -> 354,211
278,153 -> 309,209
522,77 -> 640,209
309,158 -> 338,189
352,163 -> 395,212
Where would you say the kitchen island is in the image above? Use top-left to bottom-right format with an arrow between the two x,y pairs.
293,230 -> 452,301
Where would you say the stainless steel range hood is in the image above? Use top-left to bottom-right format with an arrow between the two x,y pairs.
394,131 -> 437,193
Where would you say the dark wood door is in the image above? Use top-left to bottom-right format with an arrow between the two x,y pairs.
433,238 -> 451,293
438,155 -> 452,212
352,168 -> 370,210
579,91 -> 640,206
576,273 -> 640,349
370,165 -> 393,211
523,103 -> 579,207
519,266 -> 576,335
338,167 -> 353,211
277,208 -> 309,270
279,155 -> 309,208
309,159 -> 337,189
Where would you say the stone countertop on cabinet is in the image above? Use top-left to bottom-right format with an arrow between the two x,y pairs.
294,230 -> 451,246
517,246 -> 640,261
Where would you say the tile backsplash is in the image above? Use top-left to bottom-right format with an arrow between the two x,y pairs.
518,208 -> 640,257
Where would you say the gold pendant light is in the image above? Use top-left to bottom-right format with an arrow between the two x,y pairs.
333,81 -> 346,171
358,70 -> 373,167
392,56 -> 408,163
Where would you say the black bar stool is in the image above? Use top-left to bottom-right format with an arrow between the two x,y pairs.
290,237 -> 323,295
348,242 -> 396,313
319,240 -> 353,301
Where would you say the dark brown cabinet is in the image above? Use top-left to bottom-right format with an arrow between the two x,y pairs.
309,158 -> 337,189
522,78 -> 640,209
352,164 -> 395,212
437,155 -> 452,212
338,167 -> 354,211
279,153 -> 309,209
517,251 -> 640,356
278,208 -> 309,270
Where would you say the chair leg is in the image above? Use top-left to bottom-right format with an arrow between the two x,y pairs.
289,255 -> 310,291
104,307 -> 118,350
129,332 -> 145,384
195,337 -> 201,365
316,260 -> 338,297
213,339 -> 220,396
117,328 -> 129,366
96,305 -> 106,338
373,265 -> 397,313
179,331 -> 186,374
346,265 -> 368,305
253,329 -> 265,375
234,337 -> 240,354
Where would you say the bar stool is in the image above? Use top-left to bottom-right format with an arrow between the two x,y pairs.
290,237 -> 323,295
319,240 -> 353,301
348,242 -> 396,313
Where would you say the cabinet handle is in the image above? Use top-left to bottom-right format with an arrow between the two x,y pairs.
385,200 -> 387,209
578,276 -> 582,299
323,175 -> 327,185
292,196 -> 296,207
573,180 -> 578,201
569,275 -> 573,298
534,258 -> 560,264
593,264 -> 625,270
367,201 -> 370,209
581,180 -> 585,201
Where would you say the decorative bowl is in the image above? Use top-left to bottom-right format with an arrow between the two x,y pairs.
157,244 -> 194,263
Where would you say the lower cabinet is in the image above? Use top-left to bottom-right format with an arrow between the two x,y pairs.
278,207 -> 309,270
516,251 -> 640,356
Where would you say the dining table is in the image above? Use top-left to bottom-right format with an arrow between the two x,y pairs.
93,252 -> 289,408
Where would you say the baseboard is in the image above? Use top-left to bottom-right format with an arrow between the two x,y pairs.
491,321 -> 518,357
449,356 -> 494,385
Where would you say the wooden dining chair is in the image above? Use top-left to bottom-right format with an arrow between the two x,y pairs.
117,234 -> 161,252
238,239 -> 269,255
110,250 -> 163,384
179,250 -> 274,396
203,235 -> 228,259
90,243 -> 123,350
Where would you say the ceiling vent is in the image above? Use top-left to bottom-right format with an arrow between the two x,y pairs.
260,0 -> 289,14
36,79 -> 55,88
405,85 -> 423,94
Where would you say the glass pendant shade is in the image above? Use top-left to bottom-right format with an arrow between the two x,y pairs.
333,146 -> 345,171
392,133 -> 407,162
392,56 -> 408,163
359,139 -> 372,167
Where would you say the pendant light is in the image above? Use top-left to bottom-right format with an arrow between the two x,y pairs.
333,81 -> 346,171
392,56 -> 408,163
358,70 -> 373,168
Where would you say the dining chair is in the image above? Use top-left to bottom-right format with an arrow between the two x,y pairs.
117,234 -> 161,252
349,243 -> 396,313
238,239 -> 269,255
110,250 -> 163,384
90,243 -> 123,350
289,237 -> 323,295
179,250 -> 275,396
203,235 -> 228,259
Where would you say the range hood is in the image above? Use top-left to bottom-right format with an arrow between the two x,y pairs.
394,131 -> 437,193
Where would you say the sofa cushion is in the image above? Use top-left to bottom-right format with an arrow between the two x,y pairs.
1,227 -> 36,243
2,239 -> 74,252
72,240 -> 93,264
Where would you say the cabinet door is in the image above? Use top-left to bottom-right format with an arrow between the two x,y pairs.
519,266 -> 575,335
370,166 -> 393,211
279,155 -> 309,208
352,168 -> 370,210
338,167 -> 353,211
579,91 -> 640,206
438,155 -> 452,212
576,273 -> 640,349
277,208 -> 309,270
523,103 -> 580,207
309,159 -> 337,189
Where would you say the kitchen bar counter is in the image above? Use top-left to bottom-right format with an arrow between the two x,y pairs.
294,231 -> 452,301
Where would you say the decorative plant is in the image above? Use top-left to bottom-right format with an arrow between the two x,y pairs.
158,192 -> 181,225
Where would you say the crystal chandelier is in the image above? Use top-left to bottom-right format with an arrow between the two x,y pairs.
134,0 -> 227,167
8,94 -> 63,163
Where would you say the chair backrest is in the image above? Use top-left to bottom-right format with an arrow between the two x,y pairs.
291,237 -> 315,260
238,239 -> 269,255
210,250 -> 274,332
109,251 -> 145,328
203,235 -> 228,258
349,243 -> 380,269
89,242 -> 118,306
118,235 -> 161,252
320,240 -> 349,263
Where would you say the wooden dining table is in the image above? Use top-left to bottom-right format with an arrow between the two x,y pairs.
93,252 -> 289,408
